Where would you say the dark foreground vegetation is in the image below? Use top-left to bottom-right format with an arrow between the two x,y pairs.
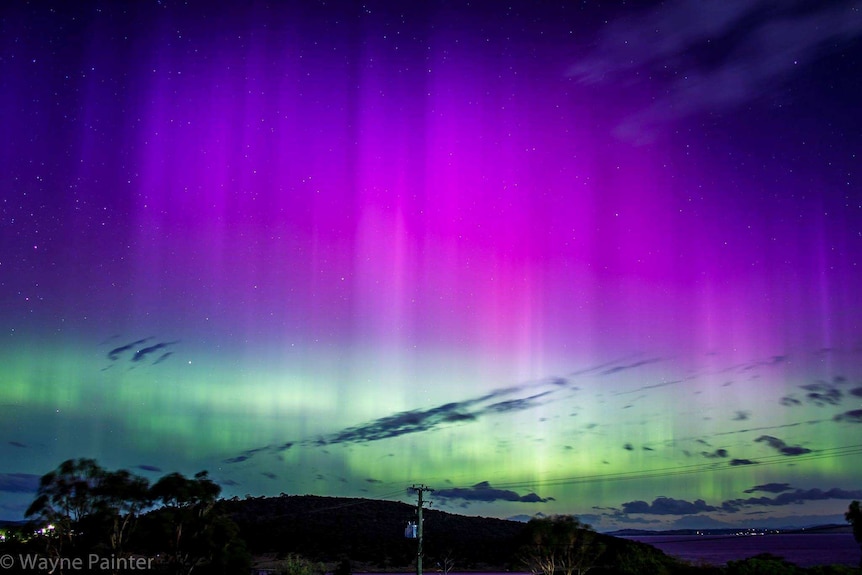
1,459 -> 860,574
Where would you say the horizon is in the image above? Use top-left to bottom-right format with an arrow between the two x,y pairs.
2,0 -> 862,531
1,487 -> 854,535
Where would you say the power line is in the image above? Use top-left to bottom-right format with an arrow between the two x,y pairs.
436,443 -> 862,493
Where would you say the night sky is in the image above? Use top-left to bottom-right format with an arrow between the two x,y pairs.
2,0 -> 862,531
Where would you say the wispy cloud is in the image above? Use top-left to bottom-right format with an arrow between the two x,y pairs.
569,0 -> 862,141
223,372 -> 588,462
132,341 -> 178,363
152,352 -> 173,366
0,473 -> 40,493
800,382 -> 843,406
780,396 -> 803,407
322,402 -> 478,445
600,358 -> 662,376
107,337 -> 151,361
106,337 -> 178,366
614,378 -> 687,396
223,455 -> 250,464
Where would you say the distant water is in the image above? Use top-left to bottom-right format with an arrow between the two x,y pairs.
621,533 -> 860,567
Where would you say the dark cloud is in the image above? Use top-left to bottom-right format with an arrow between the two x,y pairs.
834,409 -> 862,423
261,472 -> 277,480
623,443 -> 634,451
733,411 -> 750,421
220,365 -> 669,466
744,482 -> 792,494
483,391 -> 554,414
622,496 -> 717,516
780,396 -> 802,407
616,378 -> 686,395
324,402 -> 478,444
317,379 -> 564,446
754,435 -> 812,456
723,487 -> 862,511
223,456 -> 250,464
132,341 -> 178,363
741,356 -> 788,372
135,465 -> 162,472
8,441 -> 27,448
107,337 -> 151,360
800,382 -> 843,406
435,481 -> 552,504
0,473 -> 41,493
152,352 -> 173,366
729,458 -> 759,466
849,387 -> 862,398
702,449 -> 729,459
365,478 -> 382,484
225,378 -> 516,463
600,358 -> 662,376
108,337 -> 179,365
569,0 -> 862,142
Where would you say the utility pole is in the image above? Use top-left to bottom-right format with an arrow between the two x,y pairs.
409,484 -> 433,575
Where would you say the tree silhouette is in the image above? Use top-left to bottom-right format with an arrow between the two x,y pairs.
25,458 -> 107,557
24,460 -> 249,575
847,500 -> 862,568
149,470 -> 229,575
518,515 -> 605,575
93,468 -> 152,556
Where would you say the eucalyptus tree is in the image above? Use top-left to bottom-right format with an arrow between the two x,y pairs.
93,468 -> 152,555
149,470 -> 224,575
25,459 -> 151,560
848,500 -> 862,568
519,515 -> 605,575
25,458 -> 106,554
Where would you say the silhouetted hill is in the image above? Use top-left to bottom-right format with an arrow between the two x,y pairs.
217,494 -> 680,573
219,494 -> 524,570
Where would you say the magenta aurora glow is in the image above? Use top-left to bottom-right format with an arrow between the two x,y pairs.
2,1 -> 862,531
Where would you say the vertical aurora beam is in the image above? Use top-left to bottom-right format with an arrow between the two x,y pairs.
1,2 -> 861,528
